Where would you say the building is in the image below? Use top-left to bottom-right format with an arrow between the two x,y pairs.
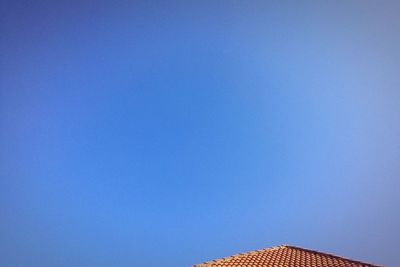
193,245 -> 382,267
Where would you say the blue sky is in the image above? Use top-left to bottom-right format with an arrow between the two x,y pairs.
1,1 -> 399,266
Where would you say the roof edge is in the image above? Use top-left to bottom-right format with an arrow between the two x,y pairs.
283,245 -> 383,267
192,245 -> 285,267
193,244 -> 383,267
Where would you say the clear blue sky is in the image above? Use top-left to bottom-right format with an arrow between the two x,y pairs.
1,1 -> 399,266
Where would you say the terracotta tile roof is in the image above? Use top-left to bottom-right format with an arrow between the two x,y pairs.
193,245 -> 382,267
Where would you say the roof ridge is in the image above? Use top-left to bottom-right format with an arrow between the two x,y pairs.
193,244 -> 383,267
192,245 -> 286,266
284,245 -> 383,267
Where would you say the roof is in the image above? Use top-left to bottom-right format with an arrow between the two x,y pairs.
193,245 -> 382,267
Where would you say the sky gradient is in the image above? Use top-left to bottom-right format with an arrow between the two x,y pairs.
1,1 -> 400,266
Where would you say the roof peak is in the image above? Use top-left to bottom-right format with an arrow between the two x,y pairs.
193,244 -> 383,267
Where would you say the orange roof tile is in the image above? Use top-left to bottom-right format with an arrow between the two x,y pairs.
193,245 -> 382,267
